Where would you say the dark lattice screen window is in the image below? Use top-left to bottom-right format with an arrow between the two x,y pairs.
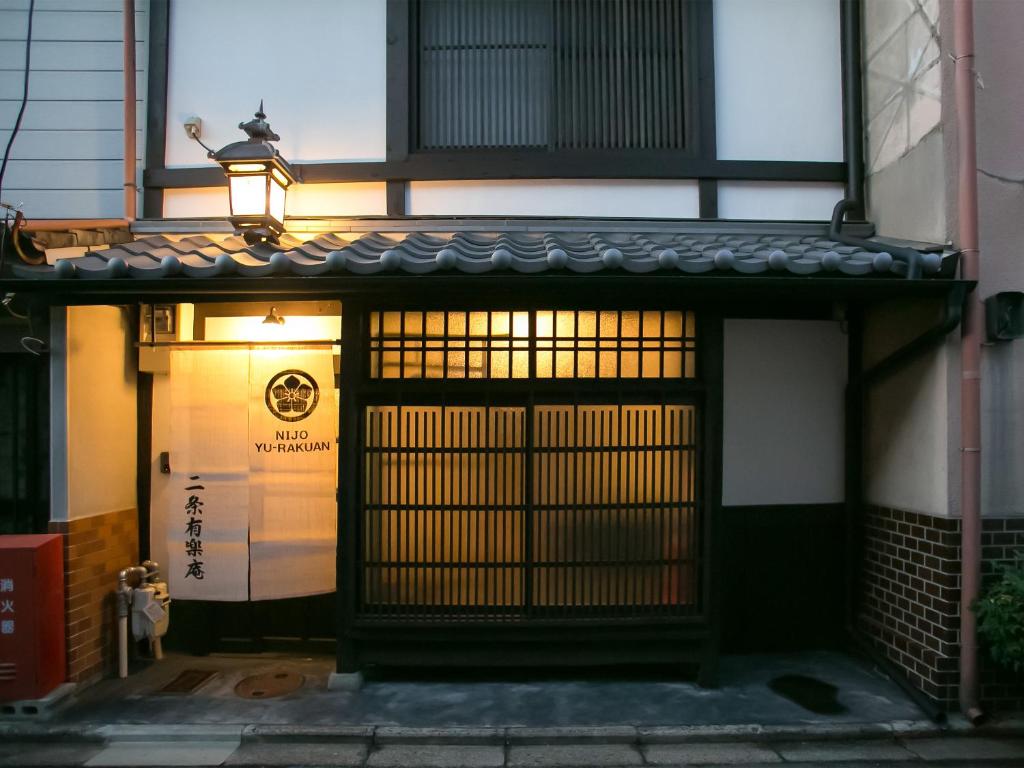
368,310 -> 697,380
416,0 -> 690,151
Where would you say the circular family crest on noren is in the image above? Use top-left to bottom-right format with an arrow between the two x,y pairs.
265,369 -> 320,422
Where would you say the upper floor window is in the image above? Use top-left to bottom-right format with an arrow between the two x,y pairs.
414,0 -> 693,153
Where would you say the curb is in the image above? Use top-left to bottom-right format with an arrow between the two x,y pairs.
5,718 -> 1024,746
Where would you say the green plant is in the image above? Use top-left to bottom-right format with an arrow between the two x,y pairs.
975,550 -> 1024,673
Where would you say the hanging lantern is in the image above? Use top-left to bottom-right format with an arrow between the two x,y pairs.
211,101 -> 297,245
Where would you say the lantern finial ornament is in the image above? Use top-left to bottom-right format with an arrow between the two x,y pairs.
211,101 -> 297,246
239,101 -> 280,143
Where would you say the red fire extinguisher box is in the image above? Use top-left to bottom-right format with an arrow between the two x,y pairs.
0,534 -> 66,702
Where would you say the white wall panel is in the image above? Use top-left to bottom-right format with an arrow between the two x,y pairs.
0,40 -> 146,70
162,182 -> 388,219
714,0 -> 843,162
1,159 -> 123,189
408,180 -> 701,218
723,319 -> 847,506
0,8 -> 146,39
717,182 -> 845,221
0,1 -> 129,10
0,70 -> 146,101
165,0 -> 386,167
162,187 -> 230,219
1,189 -> 124,219
0,100 -> 142,131
866,342 -> 953,517
285,182 -> 387,217
0,129 -> 141,161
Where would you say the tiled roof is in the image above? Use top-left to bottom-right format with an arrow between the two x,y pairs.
12,230 -> 948,280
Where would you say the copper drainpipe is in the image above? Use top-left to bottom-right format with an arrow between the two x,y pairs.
17,0 -> 136,236
121,0 -> 137,223
954,0 -> 984,724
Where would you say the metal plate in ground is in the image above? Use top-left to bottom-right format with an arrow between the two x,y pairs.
234,671 -> 305,699
156,669 -> 218,695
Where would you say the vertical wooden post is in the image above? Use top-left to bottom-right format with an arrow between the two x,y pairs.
337,301 -> 364,673
698,311 -> 724,688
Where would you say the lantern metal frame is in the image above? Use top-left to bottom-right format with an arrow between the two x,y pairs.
211,102 -> 298,245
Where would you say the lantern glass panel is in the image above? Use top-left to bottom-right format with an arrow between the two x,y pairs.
269,174 -> 286,225
230,174 -> 268,216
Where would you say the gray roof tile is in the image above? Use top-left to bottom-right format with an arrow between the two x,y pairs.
13,230 -> 950,281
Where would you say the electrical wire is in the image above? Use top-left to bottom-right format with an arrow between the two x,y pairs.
2,293 -> 28,320
189,133 -> 217,157
11,211 -> 44,265
0,0 -> 35,205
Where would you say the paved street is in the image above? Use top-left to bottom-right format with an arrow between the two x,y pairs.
1,736 -> 1023,768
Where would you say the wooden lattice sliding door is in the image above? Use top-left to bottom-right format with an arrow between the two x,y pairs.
356,307 -> 702,624
360,402 -> 698,621
530,404 -> 698,617
362,405 -> 527,617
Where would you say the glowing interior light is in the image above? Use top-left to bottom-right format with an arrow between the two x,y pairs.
229,175 -> 268,216
269,175 -> 286,224
205,315 -> 340,343
271,168 -> 290,187
227,163 -> 267,173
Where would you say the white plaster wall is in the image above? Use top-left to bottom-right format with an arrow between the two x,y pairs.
865,341 -> 953,517
51,305 -> 137,522
713,0 -> 843,162
407,180 -> 700,218
975,0 -> 1024,518
164,0 -> 386,166
162,182 -> 387,218
723,319 -> 847,506
717,182 -> 846,221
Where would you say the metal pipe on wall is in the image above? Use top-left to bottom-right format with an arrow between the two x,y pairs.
123,0 -> 137,223
953,0 -> 984,725
839,0 -> 866,220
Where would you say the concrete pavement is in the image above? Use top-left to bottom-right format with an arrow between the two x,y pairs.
1,732 -> 1023,767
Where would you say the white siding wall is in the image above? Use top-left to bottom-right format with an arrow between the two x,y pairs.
714,0 -> 844,162
723,319 -> 847,506
0,0 -> 145,219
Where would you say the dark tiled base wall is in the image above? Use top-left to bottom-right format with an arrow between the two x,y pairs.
858,505 -> 1024,711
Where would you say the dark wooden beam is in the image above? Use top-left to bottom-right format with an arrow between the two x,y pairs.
143,0 -> 170,218
386,0 -> 411,163
698,179 -> 718,219
145,157 -> 847,190
385,180 -> 408,216
336,300 -> 364,673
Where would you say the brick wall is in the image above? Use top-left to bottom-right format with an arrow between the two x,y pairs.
49,508 -> 138,683
858,505 -> 1024,711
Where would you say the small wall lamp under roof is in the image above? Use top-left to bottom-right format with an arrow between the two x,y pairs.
262,306 -> 285,326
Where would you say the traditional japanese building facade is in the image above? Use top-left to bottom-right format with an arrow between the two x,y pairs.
0,0 -> 1021,713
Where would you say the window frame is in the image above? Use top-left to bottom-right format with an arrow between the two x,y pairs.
388,0 -> 715,177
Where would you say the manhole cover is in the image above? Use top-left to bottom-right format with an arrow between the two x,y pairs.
157,669 -> 218,695
234,670 -> 305,699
